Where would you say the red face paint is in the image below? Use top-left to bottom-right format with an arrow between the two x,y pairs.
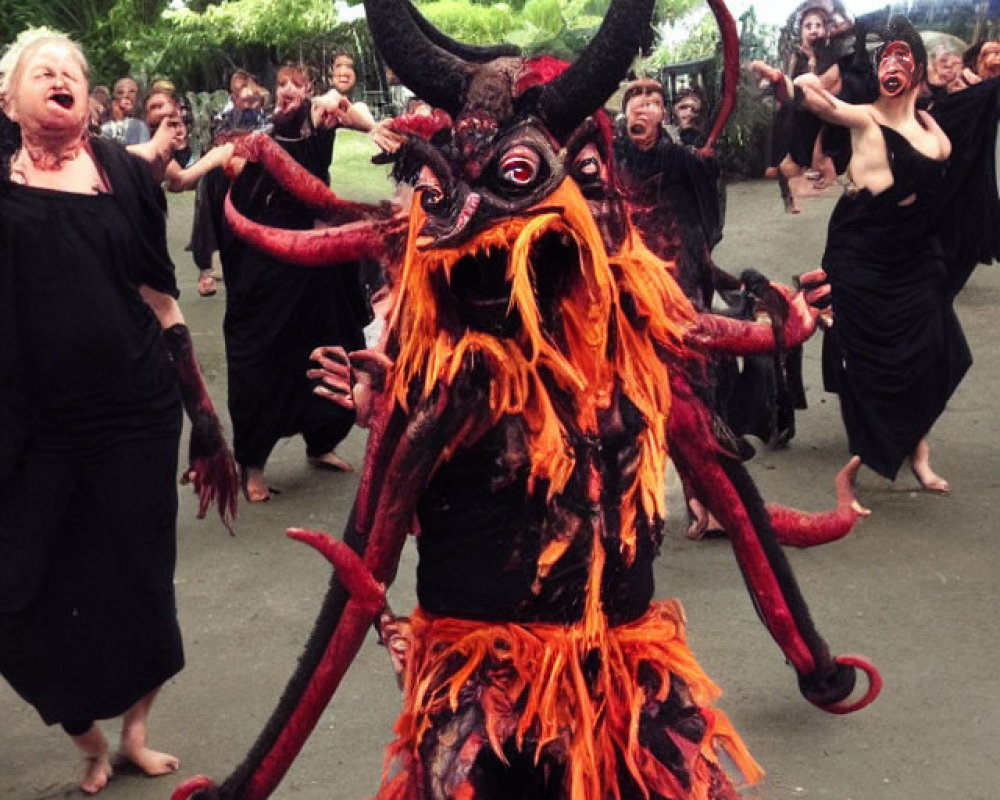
878,41 -> 916,98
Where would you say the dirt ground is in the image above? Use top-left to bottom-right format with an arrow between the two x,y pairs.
2,178 -> 998,800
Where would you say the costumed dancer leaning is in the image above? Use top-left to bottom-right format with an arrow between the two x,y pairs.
220,62 -> 400,503
795,16 -> 1000,498
0,32 -> 236,795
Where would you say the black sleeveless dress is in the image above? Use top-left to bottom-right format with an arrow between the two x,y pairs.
820,125 -> 972,479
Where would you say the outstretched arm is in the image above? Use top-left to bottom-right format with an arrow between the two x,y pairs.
794,72 -> 870,128
668,374 -> 880,713
164,143 -> 235,193
140,287 -> 238,530
685,284 -> 819,355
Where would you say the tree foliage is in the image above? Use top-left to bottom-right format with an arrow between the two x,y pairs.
2,0 -> 712,91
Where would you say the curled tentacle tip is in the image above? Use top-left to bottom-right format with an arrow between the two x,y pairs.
286,528 -> 385,613
171,775 -> 219,800
815,655 -> 883,715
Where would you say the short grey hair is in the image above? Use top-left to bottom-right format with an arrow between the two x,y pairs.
0,29 -> 89,101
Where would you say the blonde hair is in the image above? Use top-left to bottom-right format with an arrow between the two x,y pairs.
0,29 -> 89,101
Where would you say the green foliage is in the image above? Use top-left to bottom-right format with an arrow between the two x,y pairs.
0,0 -> 147,82
1,0 -> 727,94
418,1 -> 518,45
643,11 -> 718,68
714,71 -> 774,179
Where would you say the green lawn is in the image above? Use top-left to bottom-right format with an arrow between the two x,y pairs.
329,128 -> 397,203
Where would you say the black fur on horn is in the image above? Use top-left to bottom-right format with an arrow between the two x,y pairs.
531,0 -> 656,144
364,0 -> 472,115
403,0 -> 521,63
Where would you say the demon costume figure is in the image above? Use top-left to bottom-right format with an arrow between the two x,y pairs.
174,2 -> 879,799
797,18 -> 1000,490
0,31 -> 235,794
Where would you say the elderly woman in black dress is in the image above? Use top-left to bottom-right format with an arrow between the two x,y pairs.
0,32 -> 235,793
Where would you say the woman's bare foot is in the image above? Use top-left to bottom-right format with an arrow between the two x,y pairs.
909,438 -> 949,495
118,741 -> 180,776
117,688 -> 179,777
910,462 -> 950,495
80,754 -> 114,795
119,702 -> 179,776
309,450 -> 354,472
686,498 -> 725,540
241,466 -> 270,503
71,725 -> 113,795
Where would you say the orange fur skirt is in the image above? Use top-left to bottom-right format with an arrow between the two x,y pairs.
377,600 -> 763,800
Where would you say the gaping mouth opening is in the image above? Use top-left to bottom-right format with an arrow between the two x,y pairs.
881,75 -> 902,94
50,92 -> 74,110
449,230 -> 582,338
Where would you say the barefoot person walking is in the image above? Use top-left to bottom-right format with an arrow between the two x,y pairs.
795,17 -> 1000,495
0,31 -> 235,793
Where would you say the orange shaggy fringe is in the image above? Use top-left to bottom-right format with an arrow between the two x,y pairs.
388,180 -> 695,564
378,595 -> 762,800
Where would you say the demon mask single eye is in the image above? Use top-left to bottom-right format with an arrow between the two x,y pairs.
878,41 -> 916,97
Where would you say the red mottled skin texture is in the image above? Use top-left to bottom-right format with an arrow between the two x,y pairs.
224,192 -> 407,267
685,290 -> 816,354
163,324 -> 238,532
767,457 -> 863,547
231,132 -> 392,221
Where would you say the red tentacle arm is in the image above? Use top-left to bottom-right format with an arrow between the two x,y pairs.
224,191 -> 408,267
813,655 -> 882,714
286,529 -> 386,617
668,373 -> 879,712
686,288 -> 817,354
231,132 -> 392,221
698,0 -> 740,156
767,456 -> 869,547
162,324 -> 238,532
235,371 -> 491,800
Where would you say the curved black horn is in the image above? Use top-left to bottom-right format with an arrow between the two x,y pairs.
535,0 -> 656,143
364,0 -> 472,115
404,0 -> 521,63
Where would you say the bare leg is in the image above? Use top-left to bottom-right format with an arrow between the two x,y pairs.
778,156 -> 802,214
686,497 -> 725,540
241,465 -> 270,503
909,437 -> 950,495
71,724 -> 113,795
119,689 -> 180,777
197,270 -> 217,297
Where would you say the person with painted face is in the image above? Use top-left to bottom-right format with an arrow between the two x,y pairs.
794,16 -> 1000,501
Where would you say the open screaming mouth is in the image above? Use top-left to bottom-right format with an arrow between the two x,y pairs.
882,76 -> 902,94
50,93 -> 74,109
448,229 -> 582,337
